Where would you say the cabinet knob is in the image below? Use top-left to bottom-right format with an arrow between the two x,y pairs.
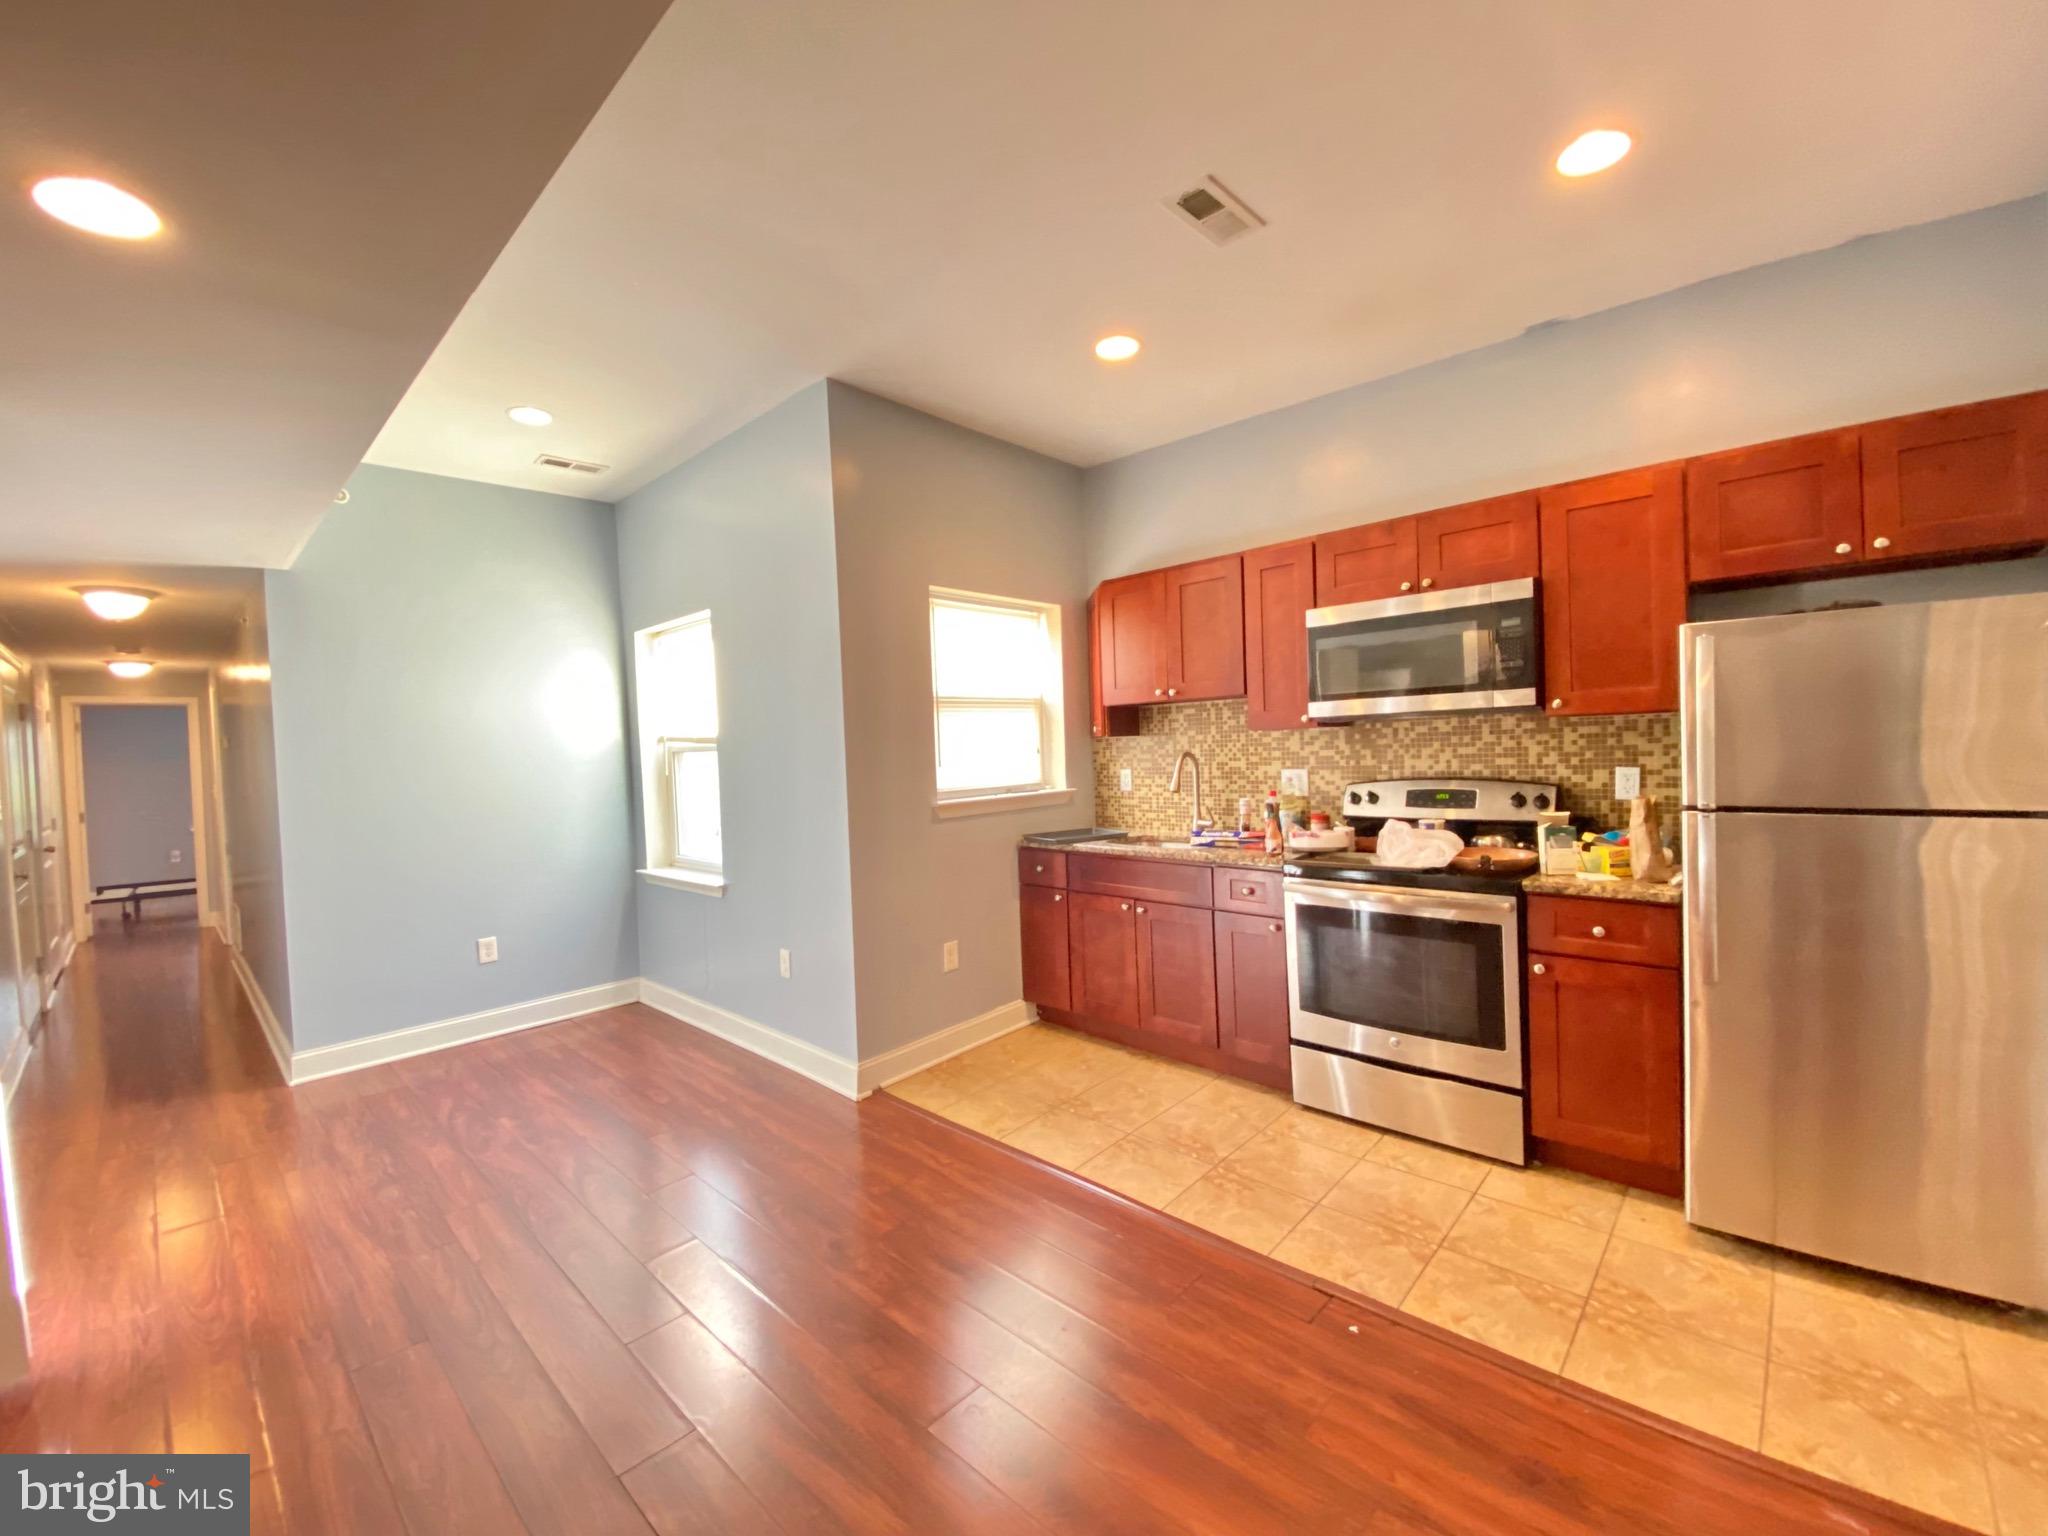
1300,714 -> 1311,724
1399,580 -> 1413,592
1270,922 -> 1283,934
1241,885 -> 1256,896
1153,688 -> 1165,698
1420,578 -> 1433,590
1834,542 -> 1853,555
1120,902 -> 1131,911
1872,536 -> 1892,551
1034,863 -> 1045,873
1550,698 -> 1565,710
1053,893 -> 1063,902
1591,924 -> 1606,938
1134,904 -> 1147,914
1532,963 -> 1547,975
1166,687 -> 1177,698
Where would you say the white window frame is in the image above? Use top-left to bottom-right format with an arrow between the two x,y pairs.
928,587 -> 1072,818
633,610 -> 725,894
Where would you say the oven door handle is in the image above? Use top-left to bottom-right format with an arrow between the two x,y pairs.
1284,880 -> 1515,926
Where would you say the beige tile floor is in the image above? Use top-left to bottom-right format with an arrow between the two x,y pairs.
887,1023 -> 2048,1536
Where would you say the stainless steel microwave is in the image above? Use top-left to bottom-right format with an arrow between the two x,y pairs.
1305,578 -> 1540,720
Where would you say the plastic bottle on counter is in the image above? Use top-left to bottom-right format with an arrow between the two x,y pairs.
1263,790 -> 1283,854
1236,796 -> 1252,837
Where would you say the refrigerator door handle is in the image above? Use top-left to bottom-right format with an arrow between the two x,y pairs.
1687,813 -> 1718,986
1685,630 -> 1717,810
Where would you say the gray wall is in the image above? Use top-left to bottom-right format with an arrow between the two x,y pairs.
825,383 -> 1092,1059
1084,195 -> 2048,581
266,464 -> 637,1052
216,598 -> 293,1040
614,383 -> 862,1060
79,705 -> 193,889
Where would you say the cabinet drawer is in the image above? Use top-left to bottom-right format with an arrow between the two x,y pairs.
1527,896 -> 1680,969
1212,867 -> 1283,916
1018,848 -> 1067,888
1067,854 -> 1213,908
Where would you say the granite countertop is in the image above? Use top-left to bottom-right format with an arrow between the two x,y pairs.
1019,834 -> 1287,870
1521,872 -> 1683,907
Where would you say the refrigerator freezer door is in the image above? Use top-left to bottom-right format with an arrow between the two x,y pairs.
1682,592 -> 2048,813
1685,810 -> 2048,1308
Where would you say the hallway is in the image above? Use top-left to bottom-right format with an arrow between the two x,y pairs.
0,912 -> 1972,1535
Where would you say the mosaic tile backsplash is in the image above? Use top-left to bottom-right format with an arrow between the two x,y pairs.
1092,700 -> 1680,838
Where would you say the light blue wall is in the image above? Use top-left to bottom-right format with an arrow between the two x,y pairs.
615,382 -> 861,1060
1085,195 -> 2048,581
79,705 -> 192,889
266,465 -> 637,1052
218,600 -> 294,1040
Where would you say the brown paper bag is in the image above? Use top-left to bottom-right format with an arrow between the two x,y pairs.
1629,796 -> 1676,882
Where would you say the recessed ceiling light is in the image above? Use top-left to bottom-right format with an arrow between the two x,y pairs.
105,660 -> 154,679
1094,334 -> 1141,363
507,405 -> 554,427
75,585 -> 157,621
1555,129 -> 1632,178
31,176 -> 162,239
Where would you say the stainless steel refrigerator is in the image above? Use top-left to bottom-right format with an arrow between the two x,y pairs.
1682,591 -> 2048,1309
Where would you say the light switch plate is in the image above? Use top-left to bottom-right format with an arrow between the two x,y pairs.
942,940 -> 959,973
1118,767 -> 1133,793
1280,768 -> 1309,797
476,936 -> 498,964
1614,765 -> 1642,800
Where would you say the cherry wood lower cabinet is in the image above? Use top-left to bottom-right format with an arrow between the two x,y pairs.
1133,900 -> 1218,1044
1066,892 -> 1140,1028
1213,911 -> 1289,1069
1527,950 -> 1683,1196
1018,886 -> 1071,1012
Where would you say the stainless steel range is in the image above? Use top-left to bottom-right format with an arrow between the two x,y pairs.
1284,777 -> 1558,1164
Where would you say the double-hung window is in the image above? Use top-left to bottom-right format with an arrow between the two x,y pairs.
635,611 -> 723,889
929,588 -> 1066,811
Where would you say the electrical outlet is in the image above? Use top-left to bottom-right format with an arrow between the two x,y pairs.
1118,767 -> 1133,793
778,947 -> 791,979
1280,767 -> 1309,797
168,848 -> 182,864
476,936 -> 498,964
942,940 -> 960,973
1614,765 -> 1642,800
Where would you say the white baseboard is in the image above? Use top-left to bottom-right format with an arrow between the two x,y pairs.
290,978 -> 639,1085
855,999 -> 1033,1095
637,978 -> 861,1098
227,945 -> 294,1086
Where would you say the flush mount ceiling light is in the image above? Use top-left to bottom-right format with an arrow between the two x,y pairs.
105,659 -> 154,679
1555,129 -> 1632,178
30,176 -> 162,239
1094,334 -> 1142,363
75,585 -> 157,621
507,405 -> 554,427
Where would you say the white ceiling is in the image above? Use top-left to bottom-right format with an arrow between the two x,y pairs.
0,0 -> 670,569
0,565 -> 260,668
369,0 -> 2048,502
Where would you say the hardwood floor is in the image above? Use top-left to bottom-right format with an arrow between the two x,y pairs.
0,907 -> 1973,1535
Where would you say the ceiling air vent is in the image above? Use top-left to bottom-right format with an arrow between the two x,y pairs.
1166,176 -> 1265,246
534,453 -> 609,475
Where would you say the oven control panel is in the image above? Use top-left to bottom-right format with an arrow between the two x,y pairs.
1341,777 -> 1560,823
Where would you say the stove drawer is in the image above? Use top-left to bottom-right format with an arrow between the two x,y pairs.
1526,895 -> 1680,968
1213,868 -> 1282,917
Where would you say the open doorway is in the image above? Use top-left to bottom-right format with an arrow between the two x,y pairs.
63,699 -> 211,937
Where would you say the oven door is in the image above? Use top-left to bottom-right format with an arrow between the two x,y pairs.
1305,578 -> 1538,719
1285,880 -> 1524,1089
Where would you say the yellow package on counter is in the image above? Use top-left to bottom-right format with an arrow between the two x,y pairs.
1579,843 -> 1632,877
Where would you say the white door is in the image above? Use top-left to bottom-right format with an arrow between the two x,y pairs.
1,670 -> 42,1028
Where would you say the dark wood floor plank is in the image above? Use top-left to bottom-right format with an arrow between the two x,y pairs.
158,1218 -> 269,1466
246,1326 -> 408,1536
620,1434 -> 783,1536
515,1115 -> 694,1261
446,1197 -> 692,1474
353,1341 -> 531,1536
281,1161 -> 421,1370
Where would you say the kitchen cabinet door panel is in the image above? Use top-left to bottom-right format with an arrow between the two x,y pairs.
1685,430 -> 1863,583
1242,540 -> 1315,730
1163,556 -> 1245,701
1527,955 -> 1681,1172
1090,593 -> 1139,738
1539,465 -> 1685,716
1415,493 -> 1539,591
1068,893 -> 1139,1029
1020,887 -> 1071,1012
1098,572 -> 1167,707
1315,518 -> 1420,606
1861,391 -> 2048,560
1133,901 -> 1217,1046
1213,911 -> 1288,1068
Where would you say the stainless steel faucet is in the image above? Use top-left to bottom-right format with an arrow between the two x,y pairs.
1168,751 -> 1211,834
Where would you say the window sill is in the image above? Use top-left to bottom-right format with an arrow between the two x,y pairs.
640,867 -> 725,896
932,788 -> 1076,821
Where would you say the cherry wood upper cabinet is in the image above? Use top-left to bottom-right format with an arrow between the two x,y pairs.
1415,493 -> 1540,591
1213,911 -> 1288,1068
1539,465 -> 1686,716
1315,518 -> 1419,606
1527,954 -> 1682,1174
1861,391 -> 2048,561
1685,430 -> 1863,584
1163,556 -> 1245,701
1241,540 -> 1315,730
1019,886 -> 1071,1012
1089,594 -> 1139,738
1133,899 -> 1218,1046
1096,571 -> 1166,707
1067,893 -> 1140,1029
